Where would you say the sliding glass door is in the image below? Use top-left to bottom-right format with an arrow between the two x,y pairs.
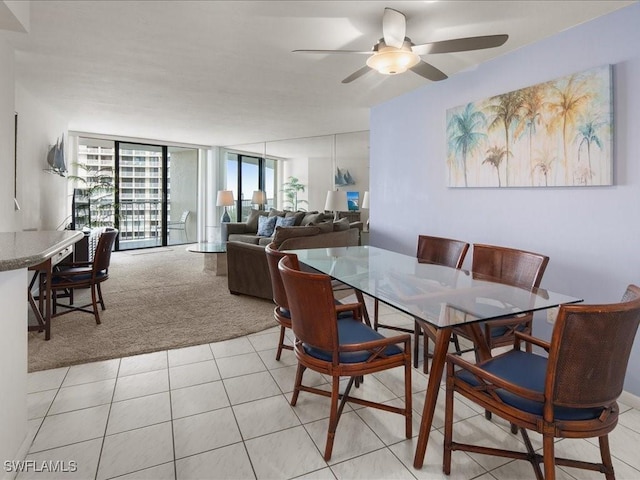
167,146 -> 198,245
76,137 -> 198,251
225,152 -> 277,221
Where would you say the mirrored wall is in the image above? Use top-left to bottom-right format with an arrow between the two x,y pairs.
222,130 -> 369,225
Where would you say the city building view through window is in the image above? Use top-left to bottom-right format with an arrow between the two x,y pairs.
75,138 -> 198,250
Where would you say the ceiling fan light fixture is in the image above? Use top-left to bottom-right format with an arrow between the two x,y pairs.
366,43 -> 419,75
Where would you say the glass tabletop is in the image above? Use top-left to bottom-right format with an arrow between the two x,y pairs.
186,242 -> 227,254
288,246 -> 582,329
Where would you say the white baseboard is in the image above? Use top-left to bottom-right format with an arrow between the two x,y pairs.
620,390 -> 640,410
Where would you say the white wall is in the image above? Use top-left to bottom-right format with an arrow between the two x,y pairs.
0,36 -> 19,232
370,3 -> 640,395
15,84 -> 69,231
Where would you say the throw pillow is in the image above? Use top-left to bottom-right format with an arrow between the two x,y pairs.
272,225 -> 321,248
285,210 -> 307,226
257,215 -> 277,236
301,212 -> 325,226
333,217 -> 350,231
274,215 -> 296,231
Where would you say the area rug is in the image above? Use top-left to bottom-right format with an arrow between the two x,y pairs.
27,246 -> 275,372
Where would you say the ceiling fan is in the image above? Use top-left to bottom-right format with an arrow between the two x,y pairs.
293,8 -> 508,84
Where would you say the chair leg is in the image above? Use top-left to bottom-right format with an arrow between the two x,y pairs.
599,435 -> 615,480
275,325 -> 286,361
91,285 -> 101,325
542,432 -> 556,480
290,363 -> 305,406
96,283 -> 106,310
324,375 -> 340,461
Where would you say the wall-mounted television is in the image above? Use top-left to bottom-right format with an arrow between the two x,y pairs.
347,191 -> 359,211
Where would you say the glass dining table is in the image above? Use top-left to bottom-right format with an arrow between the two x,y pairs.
287,245 -> 582,469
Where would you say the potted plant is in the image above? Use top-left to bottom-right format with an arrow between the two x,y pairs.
281,176 -> 308,211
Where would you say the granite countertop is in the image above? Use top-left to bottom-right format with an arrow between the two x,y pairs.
0,231 -> 84,272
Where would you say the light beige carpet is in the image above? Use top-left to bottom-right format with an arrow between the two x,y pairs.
28,246 -> 275,372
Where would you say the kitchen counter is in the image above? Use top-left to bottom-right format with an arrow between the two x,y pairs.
0,230 -> 83,272
0,229 -> 84,476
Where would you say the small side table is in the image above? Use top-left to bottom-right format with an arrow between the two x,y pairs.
187,242 -> 227,276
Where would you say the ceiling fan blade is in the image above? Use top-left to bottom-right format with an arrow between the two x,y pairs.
410,60 -> 448,82
342,65 -> 372,84
382,8 -> 406,48
412,34 -> 508,56
292,49 -> 372,55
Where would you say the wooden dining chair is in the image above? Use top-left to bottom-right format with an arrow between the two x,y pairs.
265,242 -> 370,360
47,228 -> 118,325
278,255 -> 412,461
265,242 -> 297,360
375,234 -> 469,372
443,284 -> 640,480
457,243 -> 549,353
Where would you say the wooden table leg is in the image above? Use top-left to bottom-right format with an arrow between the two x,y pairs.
354,290 -> 371,327
413,325 -> 452,469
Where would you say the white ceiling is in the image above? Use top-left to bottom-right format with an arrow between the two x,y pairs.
2,1 -> 635,147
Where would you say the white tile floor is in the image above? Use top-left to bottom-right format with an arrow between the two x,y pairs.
20,303 -> 640,480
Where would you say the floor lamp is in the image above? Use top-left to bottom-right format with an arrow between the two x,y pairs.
216,190 -> 234,223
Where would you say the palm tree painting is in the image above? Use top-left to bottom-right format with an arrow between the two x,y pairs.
446,64 -> 612,187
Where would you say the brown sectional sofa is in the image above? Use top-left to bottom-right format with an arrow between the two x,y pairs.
225,209 -> 362,299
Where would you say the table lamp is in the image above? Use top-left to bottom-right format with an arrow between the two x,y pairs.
324,190 -> 347,221
216,190 -> 234,222
251,190 -> 267,210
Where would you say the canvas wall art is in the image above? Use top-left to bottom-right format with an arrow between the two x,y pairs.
446,64 -> 613,188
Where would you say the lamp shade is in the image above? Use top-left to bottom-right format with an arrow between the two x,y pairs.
251,190 -> 266,205
324,190 -> 348,212
216,190 -> 234,207
361,191 -> 370,209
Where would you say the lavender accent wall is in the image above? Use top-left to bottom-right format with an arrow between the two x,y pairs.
370,3 -> 640,395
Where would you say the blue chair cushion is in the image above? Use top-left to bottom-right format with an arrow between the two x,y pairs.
456,350 -> 605,421
304,318 -> 403,363
52,268 -> 107,285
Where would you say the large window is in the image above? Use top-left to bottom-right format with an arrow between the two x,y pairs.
75,137 -> 198,250
225,152 -> 277,221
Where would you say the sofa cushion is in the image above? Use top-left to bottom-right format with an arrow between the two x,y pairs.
257,215 -> 278,236
272,225 -> 321,248
311,220 -> 334,234
228,234 -> 261,244
285,210 -> 307,226
268,208 -> 285,218
258,237 -> 273,246
333,217 -> 350,231
301,212 -> 328,226
246,209 -> 268,232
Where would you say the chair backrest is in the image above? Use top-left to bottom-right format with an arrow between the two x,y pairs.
93,229 -> 118,273
416,235 -> 469,269
265,242 -> 295,310
278,255 -> 339,362
471,243 -> 549,289
180,210 -> 189,223
548,284 -> 640,408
